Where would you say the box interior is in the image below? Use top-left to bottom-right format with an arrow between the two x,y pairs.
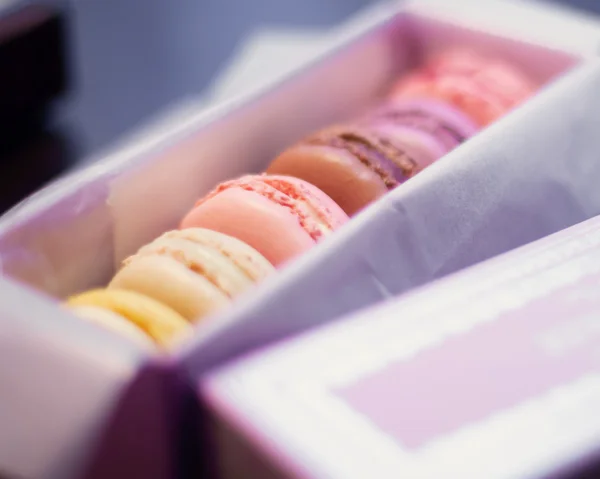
0,6 -> 585,358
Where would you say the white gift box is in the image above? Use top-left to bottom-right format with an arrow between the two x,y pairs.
1,1 -> 600,477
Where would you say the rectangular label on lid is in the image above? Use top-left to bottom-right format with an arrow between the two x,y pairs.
337,272 -> 600,450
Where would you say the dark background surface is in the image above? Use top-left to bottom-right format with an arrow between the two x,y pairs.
0,0 -> 598,213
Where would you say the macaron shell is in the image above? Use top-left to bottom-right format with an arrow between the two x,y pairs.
180,187 -> 317,267
68,305 -> 155,349
267,144 -> 388,216
67,288 -> 191,348
109,254 -> 230,322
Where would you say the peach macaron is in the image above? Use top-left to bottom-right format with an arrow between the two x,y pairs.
180,175 -> 349,267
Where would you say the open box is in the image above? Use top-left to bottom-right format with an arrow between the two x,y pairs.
204,212 -> 600,479
1,0 -> 600,478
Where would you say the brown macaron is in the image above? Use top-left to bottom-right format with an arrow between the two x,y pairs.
267,125 -> 419,216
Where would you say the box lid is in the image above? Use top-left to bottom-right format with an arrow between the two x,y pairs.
204,212 -> 600,478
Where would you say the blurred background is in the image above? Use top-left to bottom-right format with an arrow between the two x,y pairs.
0,0 -> 598,213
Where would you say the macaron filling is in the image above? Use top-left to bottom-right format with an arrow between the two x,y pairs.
306,128 -> 418,189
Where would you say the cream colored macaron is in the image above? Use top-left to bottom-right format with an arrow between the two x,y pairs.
109,228 -> 275,323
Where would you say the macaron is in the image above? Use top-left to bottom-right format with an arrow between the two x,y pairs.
109,228 -> 275,322
363,98 -> 479,164
179,175 -> 349,267
66,288 -> 191,348
265,127 -> 412,216
390,49 -> 536,126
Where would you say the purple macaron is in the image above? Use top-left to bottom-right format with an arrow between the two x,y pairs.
363,98 -> 480,168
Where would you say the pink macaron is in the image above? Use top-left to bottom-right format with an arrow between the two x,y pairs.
363,98 -> 480,168
391,49 -> 537,127
180,175 -> 349,267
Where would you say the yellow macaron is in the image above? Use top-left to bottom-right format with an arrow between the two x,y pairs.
66,288 -> 191,348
